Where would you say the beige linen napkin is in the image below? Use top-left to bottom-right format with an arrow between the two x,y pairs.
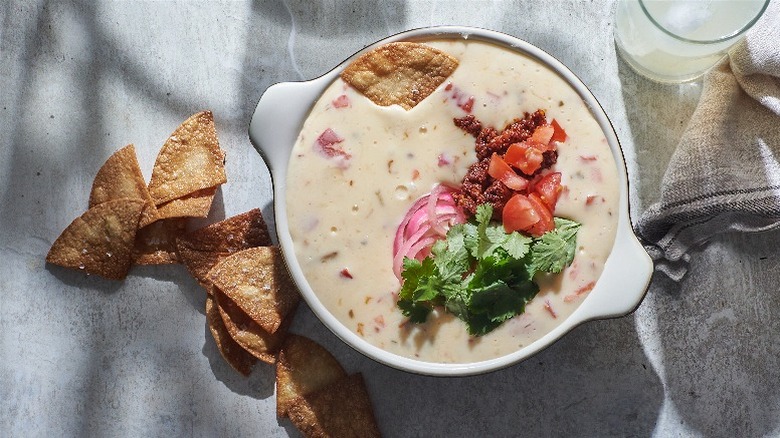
637,1 -> 780,281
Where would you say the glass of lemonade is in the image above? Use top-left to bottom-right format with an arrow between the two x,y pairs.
614,0 -> 769,83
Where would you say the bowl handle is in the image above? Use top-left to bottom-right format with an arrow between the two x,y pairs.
248,77 -> 332,173
587,226 -> 653,319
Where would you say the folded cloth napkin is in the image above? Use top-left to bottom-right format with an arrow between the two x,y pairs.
637,1 -> 780,281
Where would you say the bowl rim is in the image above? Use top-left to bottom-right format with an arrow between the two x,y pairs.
249,25 -> 653,376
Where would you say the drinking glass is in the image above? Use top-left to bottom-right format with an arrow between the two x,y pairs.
614,0 -> 770,83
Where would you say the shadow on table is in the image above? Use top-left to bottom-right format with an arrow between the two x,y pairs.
617,50 -> 780,436
299,306 -> 664,437
645,232 -> 780,437
201,323 -> 277,398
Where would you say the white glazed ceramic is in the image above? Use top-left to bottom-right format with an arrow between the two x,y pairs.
248,26 -> 653,376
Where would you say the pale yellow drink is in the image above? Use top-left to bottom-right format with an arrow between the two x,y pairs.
614,0 -> 768,83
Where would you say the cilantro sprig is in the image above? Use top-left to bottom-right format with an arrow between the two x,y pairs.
397,204 -> 581,336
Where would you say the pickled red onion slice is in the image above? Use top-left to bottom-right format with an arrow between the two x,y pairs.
392,184 -> 466,280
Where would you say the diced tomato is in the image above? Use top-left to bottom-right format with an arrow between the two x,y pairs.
529,125 -> 554,146
316,128 -> 343,150
504,143 -> 524,166
502,194 -> 540,233
550,119 -> 567,143
460,96 -> 475,113
524,146 -> 544,172
531,139 -> 555,153
488,153 -> 528,191
314,128 -> 351,168
533,172 -> 562,211
331,94 -> 350,108
526,193 -> 554,236
443,82 -> 475,114
437,153 -> 452,167
533,139 -> 556,153
504,142 -> 544,176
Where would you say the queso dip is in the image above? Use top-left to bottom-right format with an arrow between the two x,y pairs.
285,39 -> 619,363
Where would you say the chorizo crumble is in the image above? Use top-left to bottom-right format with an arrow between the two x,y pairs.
452,110 -> 558,218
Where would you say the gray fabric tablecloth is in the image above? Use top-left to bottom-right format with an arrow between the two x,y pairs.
4,1 -> 780,436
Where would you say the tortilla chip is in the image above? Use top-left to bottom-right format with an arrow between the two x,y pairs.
155,186 -> 217,219
89,144 -> 160,228
286,374 -> 381,438
275,334 -> 346,418
204,282 -> 217,297
46,198 -> 145,280
206,246 -> 299,334
176,208 -> 273,285
206,293 -> 257,376
133,218 -> 187,265
340,42 -> 459,110
214,288 -> 292,364
148,111 -> 227,206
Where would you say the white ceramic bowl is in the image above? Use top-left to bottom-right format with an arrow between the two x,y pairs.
249,26 -> 652,376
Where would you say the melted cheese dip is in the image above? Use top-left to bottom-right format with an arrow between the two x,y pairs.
285,40 -> 619,363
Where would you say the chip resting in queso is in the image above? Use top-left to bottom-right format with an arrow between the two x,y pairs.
340,41 -> 459,110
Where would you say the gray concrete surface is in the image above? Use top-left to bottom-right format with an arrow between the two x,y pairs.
2,1 -> 779,436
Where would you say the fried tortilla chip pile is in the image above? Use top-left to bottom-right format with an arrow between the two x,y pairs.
191,215 -> 380,437
340,41 -> 459,110
176,208 -> 273,285
183,213 -> 300,370
45,108 -> 382,435
47,111 -> 226,279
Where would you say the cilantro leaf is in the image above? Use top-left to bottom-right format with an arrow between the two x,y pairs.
469,280 -> 537,322
481,224 -> 509,259
431,227 -> 470,280
399,257 -> 440,302
462,312 -> 503,336
461,222 -> 479,258
475,203 -> 493,227
442,284 -> 470,321
474,204 -> 496,259
553,217 -> 581,241
397,299 -> 431,323
503,232 -> 532,259
484,226 -> 532,261
529,218 -> 581,274
470,204 -> 532,261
